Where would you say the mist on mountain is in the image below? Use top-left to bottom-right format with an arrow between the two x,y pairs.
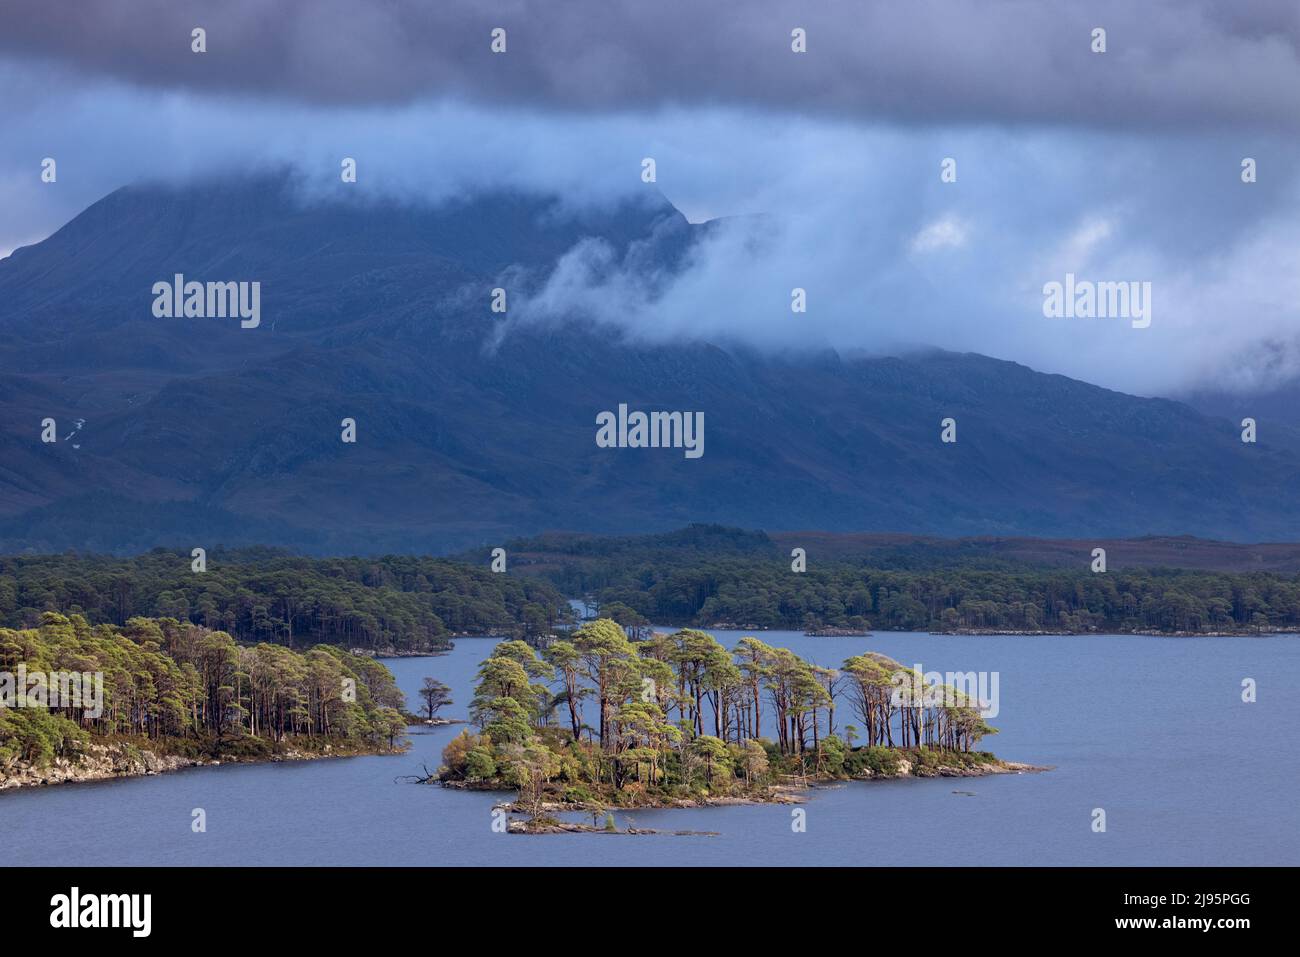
1,174 -> 1296,554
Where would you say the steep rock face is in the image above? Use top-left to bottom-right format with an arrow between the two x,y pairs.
1,175 -> 1295,553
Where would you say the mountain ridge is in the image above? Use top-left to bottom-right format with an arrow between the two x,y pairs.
2,174 -> 1297,553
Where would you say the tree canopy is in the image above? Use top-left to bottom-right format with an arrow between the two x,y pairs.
0,612 -> 409,770
0,550 -> 570,652
541,552 -> 1300,635
440,620 -> 997,811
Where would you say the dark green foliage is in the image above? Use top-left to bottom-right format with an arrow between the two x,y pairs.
0,708 -> 89,767
0,550 -> 570,651
845,746 -> 903,777
516,534 -> 1300,634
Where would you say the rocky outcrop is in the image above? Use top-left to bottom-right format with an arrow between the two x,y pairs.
0,743 -> 204,790
0,740 -> 398,791
853,758 -> 1050,780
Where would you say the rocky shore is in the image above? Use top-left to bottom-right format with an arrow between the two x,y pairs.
507,819 -> 721,836
452,757 -> 1051,827
0,740 -> 400,792
0,743 -> 203,790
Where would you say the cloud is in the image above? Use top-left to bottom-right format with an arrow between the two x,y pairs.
2,29 -> 1299,401
504,121 -> 1300,399
910,217 -> 970,254
2,0 -> 1299,129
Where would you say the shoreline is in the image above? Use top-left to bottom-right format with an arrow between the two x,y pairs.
933,627 -> 1296,637
671,621 -> 1299,638
354,628 -> 1296,655
499,759 -> 1051,834
443,756 -> 1051,824
0,738 -> 408,793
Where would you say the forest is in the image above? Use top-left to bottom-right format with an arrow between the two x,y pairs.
581,560 -> 1300,633
0,550 -> 570,651
439,619 -> 999,817
507,528 -> 1300,634
0,612 -> 409,771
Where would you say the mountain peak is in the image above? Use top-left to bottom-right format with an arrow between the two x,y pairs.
1,180 -> 1296,552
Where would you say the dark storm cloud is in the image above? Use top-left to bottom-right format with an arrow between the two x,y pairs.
3,2 -> 1300,398
1,0 -> 1299,128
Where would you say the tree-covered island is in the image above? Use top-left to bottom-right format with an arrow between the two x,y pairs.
1,612 -> 410,789
438,620 -> 1038,832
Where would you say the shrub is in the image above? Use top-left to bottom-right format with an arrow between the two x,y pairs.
439,729 -> 493,780
465,746 -> 498,781
846,745 -> 902,776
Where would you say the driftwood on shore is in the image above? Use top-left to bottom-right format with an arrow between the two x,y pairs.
394,762 -> 440,785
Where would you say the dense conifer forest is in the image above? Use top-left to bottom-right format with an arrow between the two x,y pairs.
0,551 -> 570,651
7,531 -> 1297,647
505,527 -> 1300,634
581,560 -> 1300,633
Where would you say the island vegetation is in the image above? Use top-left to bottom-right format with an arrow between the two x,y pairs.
438,620 -> 1013,828
418,678 -> 454,722
0,612 -> 409,787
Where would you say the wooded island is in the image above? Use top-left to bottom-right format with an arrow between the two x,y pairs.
1,612 -> 408,787
440,620 -> 1018,827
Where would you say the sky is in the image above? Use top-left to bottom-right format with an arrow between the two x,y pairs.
2,0 -> 1299,397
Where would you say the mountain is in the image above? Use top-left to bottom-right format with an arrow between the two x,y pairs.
2,173 -> 1298,554
1183,382 -> 1300,442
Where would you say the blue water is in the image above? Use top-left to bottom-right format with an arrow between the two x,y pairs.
2,631 -> 1297,865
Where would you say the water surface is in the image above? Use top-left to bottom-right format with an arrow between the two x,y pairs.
3,631 -> 1296,866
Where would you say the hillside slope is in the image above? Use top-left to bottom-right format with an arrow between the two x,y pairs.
1,174 -> 1296,552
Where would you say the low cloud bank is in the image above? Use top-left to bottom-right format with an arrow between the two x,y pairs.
2,71 -> 1298,397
